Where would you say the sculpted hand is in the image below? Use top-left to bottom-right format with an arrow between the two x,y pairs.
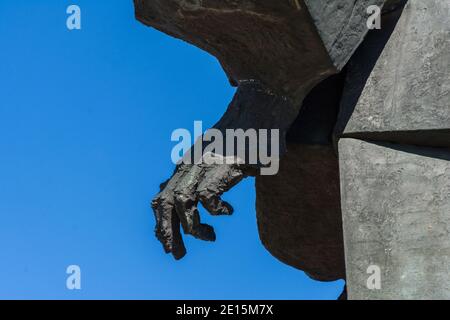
151,161 -> 252,260
152,81 -> 295,259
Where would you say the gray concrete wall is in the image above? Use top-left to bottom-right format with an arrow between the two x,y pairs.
336,0 -> 450,147
339,138 -> 450,299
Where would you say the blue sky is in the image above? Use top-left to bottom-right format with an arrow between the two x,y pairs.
0,1 -> 344,299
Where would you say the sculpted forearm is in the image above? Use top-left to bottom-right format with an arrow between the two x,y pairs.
151,80 -> 300,259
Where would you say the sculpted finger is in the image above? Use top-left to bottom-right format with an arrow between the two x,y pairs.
152,197 -> 186,259
169,208 -> 187,260
197,165 -> 245,215
174,192 -> 216,241
198,191 -> 234,216
174,165 -> 216,241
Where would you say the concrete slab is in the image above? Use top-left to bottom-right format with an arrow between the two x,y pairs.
339,138 -> 450,299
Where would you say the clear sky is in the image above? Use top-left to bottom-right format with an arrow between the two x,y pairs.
0,1 -> 344,299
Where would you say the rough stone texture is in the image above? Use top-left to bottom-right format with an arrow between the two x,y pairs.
339,138 -> 450,299
135,0 -> 333,100
335,0 -> 450,300
303,0 -> 384,70
134,0 -> 388,100
336,0 -> 450,147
